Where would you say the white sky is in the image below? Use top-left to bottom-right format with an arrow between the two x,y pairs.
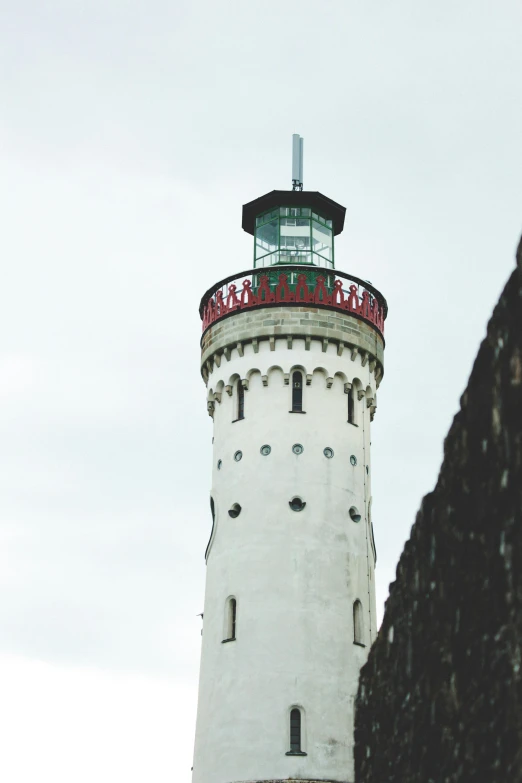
0,1 -> 521,781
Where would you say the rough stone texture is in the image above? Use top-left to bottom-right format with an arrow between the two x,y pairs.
200,305 -> 384,374
354,240 -> 522,783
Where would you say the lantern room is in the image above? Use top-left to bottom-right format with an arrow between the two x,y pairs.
242,189 -> 346,271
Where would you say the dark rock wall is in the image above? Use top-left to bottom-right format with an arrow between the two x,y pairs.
355,240 -> 522,783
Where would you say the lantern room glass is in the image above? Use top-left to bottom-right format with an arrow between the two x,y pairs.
254,207 -> 334,269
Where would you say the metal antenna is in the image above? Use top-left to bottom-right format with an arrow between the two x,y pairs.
292,134 -> 304,191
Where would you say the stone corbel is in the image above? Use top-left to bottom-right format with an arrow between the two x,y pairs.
262,375 -> 268,387
370,405 -> 377,421
202,367 -> 209,383
236,342 -> 244,357
269,337 -> 275,351
326,377 -> 334,388
344,382 -> 352,394
357,390 -> 365,401
322,338 -> 328,353
337,342 -> 345,357
207,401 -> 215,418
287,336 -> 293,349
241,378 -> 249,390
283,373 -> 290,386
305,336 -> 311,351
225,385 -> 233,397
214,392 -> 222,404
306,374 -> 312,386
350,346 -> 358,362
224,347 -> 232,361
366,396 -> 375,408
369,358 -> 376,374
361,351 -> 369,367
214,353 -> 222,368
252,338 -> 259,354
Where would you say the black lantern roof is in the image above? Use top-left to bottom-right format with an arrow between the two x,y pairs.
242,190 -> 346,237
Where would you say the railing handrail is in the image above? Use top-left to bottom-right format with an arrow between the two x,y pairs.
199,264 -> 388,320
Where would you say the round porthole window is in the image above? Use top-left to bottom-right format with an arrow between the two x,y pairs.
217,459 -> 222,470
350,455 -> 357,466
292,443 -> 304,455
289,497 -> 306,512
234,450 -> 243,462
349,506 -> 361,523
260,445 -> 271,456
324,447 -> 334,459
228,503 -> 241,518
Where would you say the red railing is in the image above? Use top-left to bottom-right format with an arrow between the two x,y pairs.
200,265 -> 387,337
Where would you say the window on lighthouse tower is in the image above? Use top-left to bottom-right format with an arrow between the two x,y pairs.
236,380 -> 245,421
229,598 -> 237,639
222,597 -> 237,643
353,599 -> 364,645
348,385 -> 355,424
292,371 -> 303,412
290,709 -> 301,751
284,707 -> 307,755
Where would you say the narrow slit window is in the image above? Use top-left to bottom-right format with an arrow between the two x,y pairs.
237,381 -> 245,420
348,386 -> 355,424
292,371 -> 303,412
205,497 -> 216,561
290,708 -> 301,752
225,598 -> 236,641
353,599 -> 364,645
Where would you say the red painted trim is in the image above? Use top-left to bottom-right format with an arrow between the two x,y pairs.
201,269 -> 386,337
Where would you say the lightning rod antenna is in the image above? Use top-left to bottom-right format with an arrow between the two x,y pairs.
292,134 -> 304,191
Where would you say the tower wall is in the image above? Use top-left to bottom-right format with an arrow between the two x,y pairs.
192,327 -> 381,783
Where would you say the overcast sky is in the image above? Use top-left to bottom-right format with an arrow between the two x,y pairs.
0,1 -> 521,781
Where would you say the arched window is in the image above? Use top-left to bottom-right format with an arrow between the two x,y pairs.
229,598 -> 237,639
223,597 -> 237,642
292,371 -> 303,412
236,380 -> 245,420
285,708 -> 307,755
348,385 -> 355,424
290,708 -> 301,751
353,599 -> 364,645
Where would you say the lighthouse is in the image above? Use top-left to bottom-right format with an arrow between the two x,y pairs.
192,136 -> 387,783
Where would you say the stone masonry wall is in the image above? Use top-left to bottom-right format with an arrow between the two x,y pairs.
354,240 -> 522,782
200,306 -> 384,374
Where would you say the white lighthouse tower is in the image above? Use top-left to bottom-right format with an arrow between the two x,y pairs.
192,136 -> 387,783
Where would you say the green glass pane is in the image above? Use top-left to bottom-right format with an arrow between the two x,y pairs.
255,219 -> 279,259
279,251 -> 313,264
280,218 -> 311,253
312,220 -> 332,262
256,210 -> 272,226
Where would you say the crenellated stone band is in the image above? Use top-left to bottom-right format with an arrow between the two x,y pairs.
201,306 -> 384,387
